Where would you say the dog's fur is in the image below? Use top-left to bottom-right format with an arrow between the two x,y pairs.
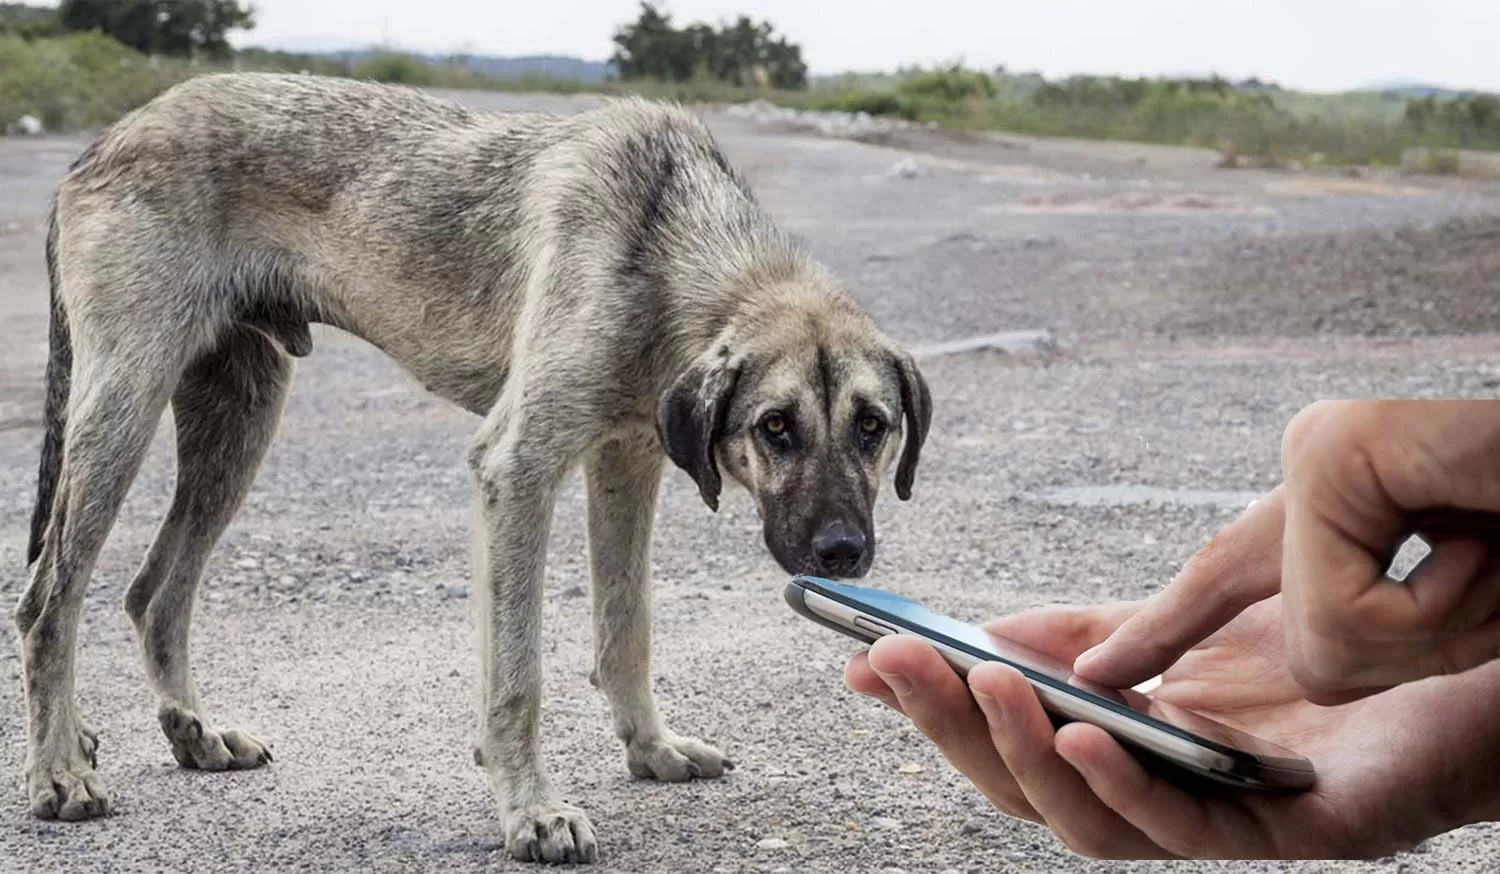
15,72 -> 931,863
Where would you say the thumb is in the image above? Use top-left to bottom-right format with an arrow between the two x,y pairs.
1073,487 -> 1285,687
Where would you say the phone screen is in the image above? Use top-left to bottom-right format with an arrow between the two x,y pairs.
801,578 -> 1310,767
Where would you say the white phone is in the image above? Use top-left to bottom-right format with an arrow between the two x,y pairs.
785,575 -> 1316,792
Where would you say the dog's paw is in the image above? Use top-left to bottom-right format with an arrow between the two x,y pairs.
503,803 -> 599,864
27,730 -> 111,821
159,705 -> 272,771
626,733 -> 735,782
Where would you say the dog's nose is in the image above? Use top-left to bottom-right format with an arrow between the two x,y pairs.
812,523 -> 867,576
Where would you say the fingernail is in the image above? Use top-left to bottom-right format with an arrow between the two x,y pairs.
1073,643 -> 1104,671
874,669 -> 913,696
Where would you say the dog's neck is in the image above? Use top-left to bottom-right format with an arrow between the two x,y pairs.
676,245 -> 863,352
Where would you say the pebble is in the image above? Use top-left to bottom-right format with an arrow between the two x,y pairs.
870,817 -> 901,830
756,837 -> 790,850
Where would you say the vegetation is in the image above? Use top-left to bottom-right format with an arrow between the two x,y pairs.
0,2 -> 58,38
0,31 -> 186,132
58,0 -> 255,59
2,0 -> 1498,170
609,2 -> 806,90
798,66 -> 1500,167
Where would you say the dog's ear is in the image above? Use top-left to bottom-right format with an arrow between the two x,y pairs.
656,351 -> 743,512
890,348 -> 932,501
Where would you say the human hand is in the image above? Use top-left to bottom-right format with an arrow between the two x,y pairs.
1079,401 -> 1500,704
1276,400 -> 1500,700
845,592 -> 1500,858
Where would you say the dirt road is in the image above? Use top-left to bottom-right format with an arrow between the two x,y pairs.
3,87 -> 1500,873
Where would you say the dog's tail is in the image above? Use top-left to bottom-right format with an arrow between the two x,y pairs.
27,200 -> 72,568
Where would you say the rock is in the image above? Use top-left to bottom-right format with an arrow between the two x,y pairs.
560,584 -> 587,599
16,115 -> 43,136
913,329 -> 1057,360
870,816 -> 901,830
897,763 -> 924,774
234,557 -> 260,570
888,157 -> 923,178
440,585 -> 470,600
755,837 -> 790,850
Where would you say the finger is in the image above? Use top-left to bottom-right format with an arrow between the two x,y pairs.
967,663 -> 1174,859
1073,486 -> 1286,687
1290,611 -> 1500,703
864,636 -> 1041,821
1286,514 -> 1500,693
1317,535 -> 1495,638
1404,536 -> 1497,627
845,649 -> 908,714
982,601 -> 1144,662
1053,722 -> 1267,860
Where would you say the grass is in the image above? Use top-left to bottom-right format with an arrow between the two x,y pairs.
0,32 -> 187,133
3,35 -> 1498,170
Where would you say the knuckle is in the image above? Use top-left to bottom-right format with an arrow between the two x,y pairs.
1281,400 -> 1335,465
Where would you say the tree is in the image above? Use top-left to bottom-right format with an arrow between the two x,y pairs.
0,2 -> 62,39
58,0 -> 255,58
609,2 -> 807,90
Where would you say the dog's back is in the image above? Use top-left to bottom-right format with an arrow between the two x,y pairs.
51,73 -> 790,410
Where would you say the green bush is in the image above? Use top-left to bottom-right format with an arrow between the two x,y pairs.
897,65 -> 997,103
352,53 -> 436,86
805,90 -> 920,120
0,31 -> 186,132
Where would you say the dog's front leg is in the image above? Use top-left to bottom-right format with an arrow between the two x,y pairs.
584,433 -> 734,782
468,405 -> 596,865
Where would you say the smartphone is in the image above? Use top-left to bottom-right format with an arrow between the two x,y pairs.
785,575 -> 1316,792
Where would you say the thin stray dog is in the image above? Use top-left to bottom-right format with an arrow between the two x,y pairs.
16,72 -> 931,864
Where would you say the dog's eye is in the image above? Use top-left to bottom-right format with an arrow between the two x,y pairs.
859,416 -> 883,435
762,413 -> 789,437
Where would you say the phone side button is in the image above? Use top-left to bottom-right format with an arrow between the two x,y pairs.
853,616 -> 900,638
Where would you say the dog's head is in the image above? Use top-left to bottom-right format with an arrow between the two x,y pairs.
656,310 -> 931,579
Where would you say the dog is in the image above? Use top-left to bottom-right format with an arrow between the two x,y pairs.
15,72 -> 931,864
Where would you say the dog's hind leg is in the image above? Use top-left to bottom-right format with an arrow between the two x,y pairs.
17,324 -> 186,821
124,325 -> 291,771
583,431 -> 733,782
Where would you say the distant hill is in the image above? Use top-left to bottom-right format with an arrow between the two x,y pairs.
250,44 -> 615,82
1360,80 -> 1491,98
444,54 -> 612,82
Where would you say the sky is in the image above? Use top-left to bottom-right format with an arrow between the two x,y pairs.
209,0 -> 1499,93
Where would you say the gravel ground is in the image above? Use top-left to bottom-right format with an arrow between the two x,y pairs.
2,89 -> 1500,873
